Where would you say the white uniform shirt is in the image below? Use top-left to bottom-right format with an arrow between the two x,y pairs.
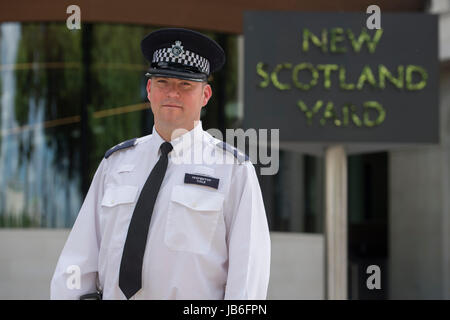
50,121 -> 271,300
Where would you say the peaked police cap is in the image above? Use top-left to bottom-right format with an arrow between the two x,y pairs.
141,28 -> 225,82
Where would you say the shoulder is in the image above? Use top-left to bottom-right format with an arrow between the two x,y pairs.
217,140 -> 250,164
104,134 -> 152,159
204,132 -> 250,165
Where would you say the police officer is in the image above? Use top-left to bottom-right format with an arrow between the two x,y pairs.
50,28 -> 271,300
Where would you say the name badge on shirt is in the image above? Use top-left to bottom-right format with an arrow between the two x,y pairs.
184,173 -> 219,189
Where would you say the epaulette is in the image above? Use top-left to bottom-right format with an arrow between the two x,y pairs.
104,138 -> 137,159
216,141 -> 249,164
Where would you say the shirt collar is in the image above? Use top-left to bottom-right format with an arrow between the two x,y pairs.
151,120 -> 204,159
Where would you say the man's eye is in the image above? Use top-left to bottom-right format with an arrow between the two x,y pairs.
157,80 -> 167,83
182,82 -> 191,86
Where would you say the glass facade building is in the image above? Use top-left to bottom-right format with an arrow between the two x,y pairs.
0,22 -> 243,228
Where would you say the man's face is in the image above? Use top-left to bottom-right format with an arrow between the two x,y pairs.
147,76 -> 212,131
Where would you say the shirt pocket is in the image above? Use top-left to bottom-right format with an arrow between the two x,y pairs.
164,185 -> 224,255
101,185 -> 139,207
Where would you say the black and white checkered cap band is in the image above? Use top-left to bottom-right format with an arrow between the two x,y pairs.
152,48 -> 210,74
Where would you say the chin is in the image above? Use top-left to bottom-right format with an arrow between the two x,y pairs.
158,114 -> 184,126
159,108 -> 182,118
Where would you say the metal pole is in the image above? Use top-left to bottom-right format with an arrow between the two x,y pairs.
325,145 -> 348,300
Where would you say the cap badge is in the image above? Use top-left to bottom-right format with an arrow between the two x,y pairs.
170,40 -> 184,58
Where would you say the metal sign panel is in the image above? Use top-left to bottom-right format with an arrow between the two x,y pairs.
243,12 -> 438,144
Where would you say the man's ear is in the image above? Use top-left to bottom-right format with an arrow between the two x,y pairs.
146,78 -> 152,101
202,84 -> 212,107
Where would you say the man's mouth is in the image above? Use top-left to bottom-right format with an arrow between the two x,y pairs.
162,104 -> 183,108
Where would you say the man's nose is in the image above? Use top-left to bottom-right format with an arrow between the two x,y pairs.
166,82 -> 180,97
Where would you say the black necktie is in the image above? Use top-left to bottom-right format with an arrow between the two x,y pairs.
119,141 -> 173,299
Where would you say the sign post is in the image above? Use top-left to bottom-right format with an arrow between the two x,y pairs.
325,145 -> 347,299
244,11 -> 438,299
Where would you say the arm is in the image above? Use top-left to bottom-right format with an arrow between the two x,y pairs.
50,158 -> 107,299
224,162 -> 271,299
